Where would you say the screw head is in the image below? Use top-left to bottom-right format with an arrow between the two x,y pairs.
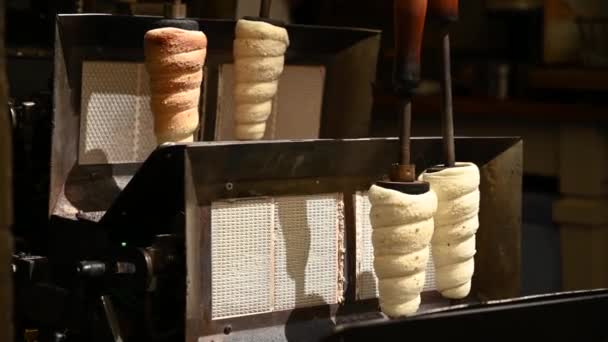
224,325 -> 232,335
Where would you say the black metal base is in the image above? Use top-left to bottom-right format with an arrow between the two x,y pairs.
375,180 -> 430,195
325,289 -> 608,342
150,18 -> 199,31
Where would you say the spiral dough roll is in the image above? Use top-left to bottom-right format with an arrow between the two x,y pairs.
233,19 -> 289,140
421,162 -> 480,299
144,27 -> 207,143
368,185 -> 438,317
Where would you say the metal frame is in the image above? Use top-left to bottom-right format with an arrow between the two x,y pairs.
50,14 -> 381,219
325,289 -> 608,341
99,136 -> 522,341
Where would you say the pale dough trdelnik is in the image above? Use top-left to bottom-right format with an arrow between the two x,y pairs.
233,19 -> 290,140
421,162 -> 480,299
368,185 -> 437,317
144,27 -> 207,144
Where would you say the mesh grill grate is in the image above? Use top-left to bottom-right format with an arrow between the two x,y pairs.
210,194 -> 342,319
79,61 -> 156,165
134,70 -> 157,161
354,192 -> 437,300
211,199 -> 273,319
273,194 -> 340,311
355,193 -> 378,300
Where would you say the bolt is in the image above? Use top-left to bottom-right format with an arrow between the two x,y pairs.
225,182 -> 234,191
224,325 -> 232,335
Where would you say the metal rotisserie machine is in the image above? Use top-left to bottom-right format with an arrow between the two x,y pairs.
11,13 -> 535,342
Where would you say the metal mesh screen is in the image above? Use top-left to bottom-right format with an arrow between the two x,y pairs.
210,194 -> 342,319
211,199 -> 273,319
273,194 -> 340,310
215,64 -> 325,140
79,61 -> 156,165
354,192 -> 437,300
134,80 -> 157,161
354,192 -> 378,300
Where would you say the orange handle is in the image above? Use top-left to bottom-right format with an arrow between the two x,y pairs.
428,0 -> 459,22
393,0 -> 428,96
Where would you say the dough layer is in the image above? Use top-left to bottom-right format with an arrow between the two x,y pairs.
144,27 -> 207,143
421,162 -> 480,299
368,185 -> 437,317
233,19 -> 289,140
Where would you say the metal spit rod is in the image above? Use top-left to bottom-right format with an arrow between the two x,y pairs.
260,0 -> 272,19
429,0 -> 459,168
164,0 -> 186,19
392,0 -> 428,182
399,101 -> 412,171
